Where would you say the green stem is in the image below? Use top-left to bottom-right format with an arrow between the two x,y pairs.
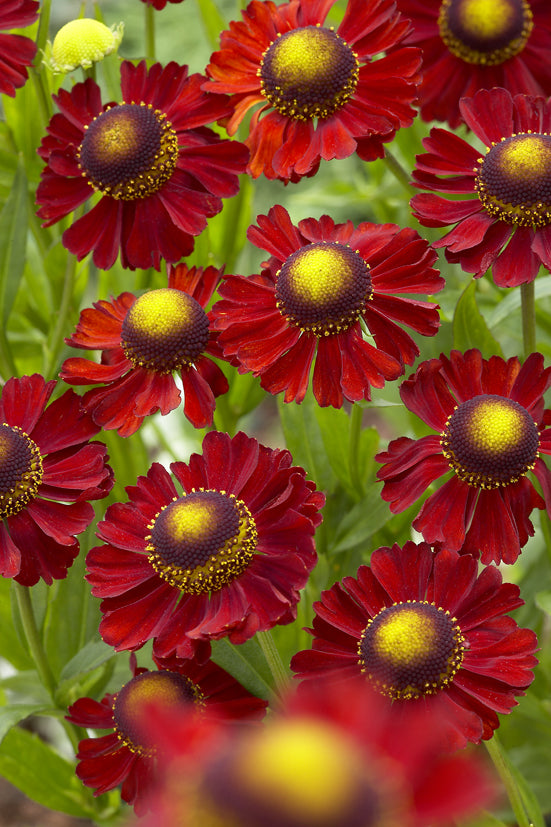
145,4 -> 156,62
485,734 -> 531,827
44,249 -> 78,379
256,630 -> 290,696
349,403 -> 365,500
382,147 -> 412,195
520,280 -> 536,358
0,325 -> 17,379
12,582 -> 57,700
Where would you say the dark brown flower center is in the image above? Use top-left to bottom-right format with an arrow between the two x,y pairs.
0,423 -> 43,520
259,26 -> 359,121
78,102 -> 179,200
358,601 -> 465,700
121,288 -> 210,373
438,0 -> 533,65
147,489 -> 257,594
275,242 -> 372,337
442,394 -> 540,488
475,134 -> 551,228
112,670 -> 205,757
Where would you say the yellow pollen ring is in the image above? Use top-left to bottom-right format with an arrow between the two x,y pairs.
0,424 -> 44,520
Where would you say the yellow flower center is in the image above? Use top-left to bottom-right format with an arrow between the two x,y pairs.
78,103 -> 179,200
147,489 -> 258,594
51,19 -> 123,72
0,424 -> 43,520
475,134 -> 551,228
121,288 -> 210,373
259,25 -> 359,121
112,671 -> 205,757
442,394 -> 540,488
275,241 -> 372,337
358,601 -> 465,700
438,0 -> 533,65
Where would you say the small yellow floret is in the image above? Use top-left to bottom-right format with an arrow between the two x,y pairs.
48,19 -> 124,73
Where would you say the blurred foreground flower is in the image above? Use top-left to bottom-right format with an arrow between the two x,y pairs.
376,349 -> 551,564
60,264 -> 229,435
212,205 -> 442,407
46,18 -> 124,73
397,0 -> 551,128
0,375 -> 113,586
0,0 -> 39,97
411,87 -> 551,287
291,541 -> 538,750
36,60 -> 248,270
86,430 -> 324,660
204,0 -> 421,181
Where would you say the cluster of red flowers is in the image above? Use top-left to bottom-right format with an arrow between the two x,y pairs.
4,0 -> 551,821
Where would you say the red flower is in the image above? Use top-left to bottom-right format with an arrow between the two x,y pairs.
36,60 -> 249,271
141,679 -> 497,826
397,0 -> 551,128
291,542 -> 538,749
0,0 -> 38,97
140,0 -> 185,7
376,349 -> 551,564
86,430 -> 324,661
60,264 -> 229,436
211,205 -> 443,407
411,87 -> 551,287
204,0 -> 421,181
0,375 -> 113,586
67,654 -> 267,815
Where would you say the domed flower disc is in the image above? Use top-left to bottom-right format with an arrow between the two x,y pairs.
475,133 -> 551,227
147,489 -> 258,594
441,394 -> 540,488
112,670 -> 205,757
275,241 -> 372,336
358,601 -> 465,700
0,424 -> 43,519
121,288 -> 210,373
78,102 -> 179,200
259,26 -> 359,121
438,0 -> 533,65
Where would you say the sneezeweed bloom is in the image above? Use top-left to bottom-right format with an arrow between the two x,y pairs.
291,542 -> 538,749
36,60 -> 249,271
142,679 -> 497,827
140,0 -> 185,7
86,430 -> 324,661
411,87 -> 551,287
67,655 -> 267,815
211,205 -> 443,407
396,0 -> 551,128
0,375 -> 113,586
46,18 -> 124,73
0,0 -> 39,97
60,263 -> 229,436
375,349 -> 551,565
204,0 -> 421,181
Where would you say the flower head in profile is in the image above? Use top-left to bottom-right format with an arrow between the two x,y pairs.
0,0 -> 39,97
60,264 -> 229,436
86,430 -> 324,661
396,0 -> 551,128
140,0 -> 185,7
291,542 -> 538,749
46,18 -> 124,73
67,654 -> 267,815
204,0 -> 421,181
411,87 -> 551,287
0,375 -> 113,586
375,349 -> 551,564
211,205 -> 443,408
36,60 -> 249,271
141,678 -> 496,826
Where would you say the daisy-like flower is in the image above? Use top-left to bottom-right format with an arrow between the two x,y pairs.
291,542 -> 538,749
0,0 -> 38,97
67,654 -> 267,815
142,678 -> 496,827
411,87 -> 551,287
396,0 -> 551,128
140,0 -> 185,7
36,60 -> 249,271
85,430 -> 324,661
203,0 -> 421,181
211,205 -> 443,408
0,374 -> 113,587
60,263 -> 229,436
375,349 -> 551,564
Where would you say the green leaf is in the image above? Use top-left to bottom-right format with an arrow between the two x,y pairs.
535,591 -> 551,617
332,488 -> 394,553
55,639 -> 115,708
0,578 -> 32,670
452,280 -> 503,357
0,157 -> 27,327
0,704 -> 50,745
278,394 -> 335,493
210,638 -> 274,700
195,0 -> 228,49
